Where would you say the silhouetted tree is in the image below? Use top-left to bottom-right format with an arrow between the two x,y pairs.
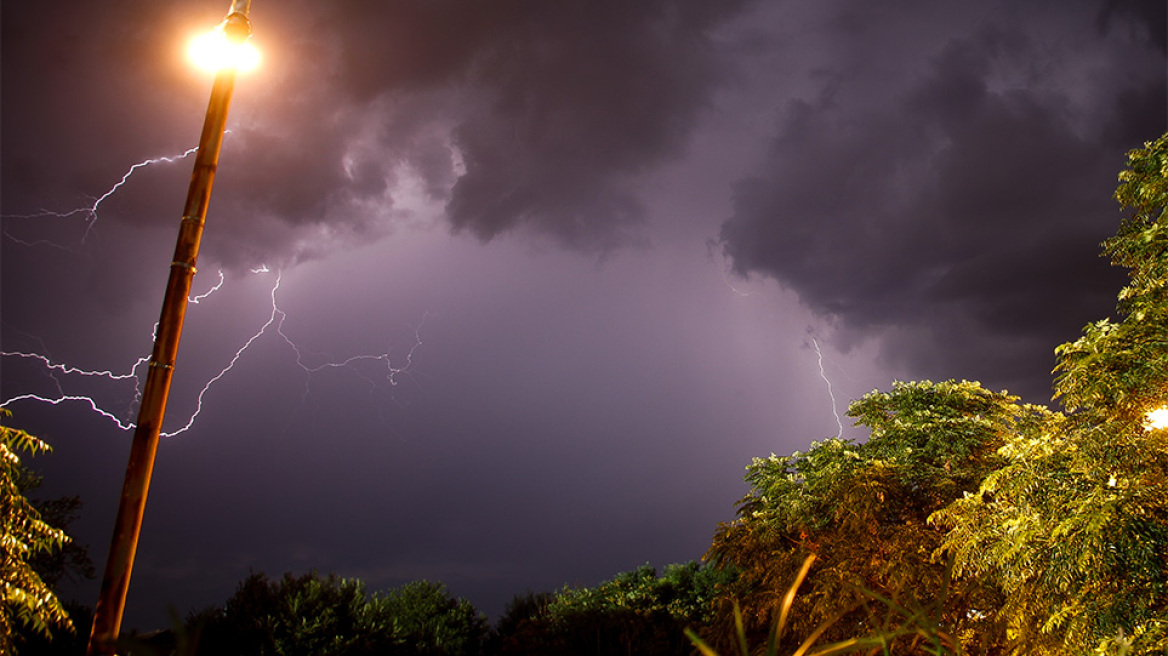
491,561 -> 729,656
194,572 -> 486,656
487,591 -> 554,655
368,580 -> 487,656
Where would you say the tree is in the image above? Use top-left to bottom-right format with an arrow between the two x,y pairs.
196,571 -> 370,656
488,591 -> 555,655
1,411 -> 74,653
22,485 -> 94,593
491,561 -> 731,656
368,580 -> 488,656
705,380 -> 1044,653
195,572 -> 487,656
13,469 -> 95,656
935,133 -> 1168,655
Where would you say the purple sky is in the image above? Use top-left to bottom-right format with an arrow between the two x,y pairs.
2,0 -> 1165,629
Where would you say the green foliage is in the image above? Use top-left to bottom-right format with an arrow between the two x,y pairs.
196,571 -> 369,656
12,478 -> 95,655
936,133 -> 1168,655
492,561 -> 732,656
1054,133 -> 1168,425
706,135 -> 1168,654
195,571 -> 487,656
687,556 -> 971,656
368,580 -> 488,656
1,411 -> 74,654
706,380 -> 1037,653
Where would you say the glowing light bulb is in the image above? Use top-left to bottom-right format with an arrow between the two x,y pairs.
1145,405 -> 1168,431
187,29 -> 259,72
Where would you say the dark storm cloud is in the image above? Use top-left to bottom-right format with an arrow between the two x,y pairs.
3,1 -> 753,268
1099,0 -> 1168,53
311,0 -> 755,252
443,2 -> 748,250
719,2 -> 1166,401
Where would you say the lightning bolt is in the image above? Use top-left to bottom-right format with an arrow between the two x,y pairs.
1,147 -> 199,245
189,270 -> 226,304
161,270 -> 286,437
0,394 -> 139,431
79,147 -> 199,239
0,271 -> 229,418
279,305 -> 427,399
164,269 -> 426,437
710,242 -> 759,297
3,142 -> 425,439
2,269 -> 427,437
0,351 -> 148,382
811,337 -> 844,439
0,348 -> 150,432
1,282 -> 209,431
1,234 -> 75,251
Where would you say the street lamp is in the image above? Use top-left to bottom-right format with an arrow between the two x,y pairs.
1146,405 -> 1168,431
188,16 -> 261,72
87,2 -> 255,654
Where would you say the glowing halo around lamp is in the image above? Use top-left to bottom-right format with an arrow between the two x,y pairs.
188,29 -> 259,72
1145,405 -> 1168,431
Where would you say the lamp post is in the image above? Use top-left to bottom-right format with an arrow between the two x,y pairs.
87,3 -> 254,653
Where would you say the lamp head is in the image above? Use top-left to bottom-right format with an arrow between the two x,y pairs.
188,6 -> 257,72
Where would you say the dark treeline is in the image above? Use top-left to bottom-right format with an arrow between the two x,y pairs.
18,564 -> 732,656
179,562 -> 729,656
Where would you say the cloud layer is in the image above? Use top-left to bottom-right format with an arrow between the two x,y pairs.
718,0 -> 1165,400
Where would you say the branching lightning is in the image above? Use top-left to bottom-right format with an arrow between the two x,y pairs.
1,351 -> 148,382
2,144 -> 425,438
278,297 -> 427,401
3,268 -> 426,437
189,270 -> 226,304
163,269 -> 426,437
811,338 -> 844,439
1,147 -> 199,244
1,273 -> 234,410
161,270 -> 286,437
0,394 -> 139,431
81,147 -> 199,238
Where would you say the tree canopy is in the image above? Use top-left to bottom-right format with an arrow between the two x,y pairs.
698,133 -> 1168,656
704,380 -> 1042,653
492,561 -> 732,656
935,132 -> 1168,655
193,572 -> 487,656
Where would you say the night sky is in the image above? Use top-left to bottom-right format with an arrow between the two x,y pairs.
2,0 -> 1165,630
